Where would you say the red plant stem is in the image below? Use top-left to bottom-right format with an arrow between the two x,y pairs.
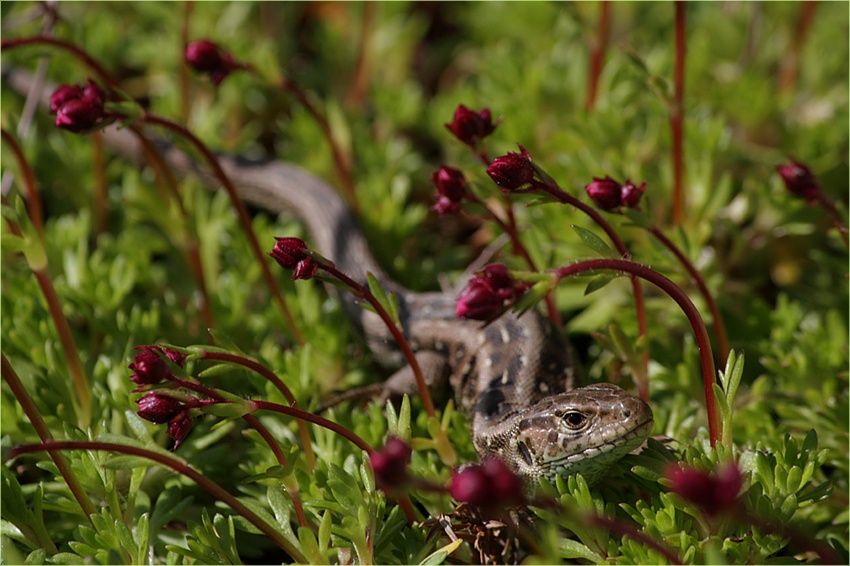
344,2 -> 375,110
585,1 -> 611,111
197,350 -> 316,467
141,114 -> 305,345
9,441 -> 307,562
648,226 -> 730,360
590,514 -> 684,565
553,258 -> 720,446
2,355 -> 97,526
251,398 -> 418,523
671,1 -> 687,226
1,36 -> 118,90
146,376 -> 310,525
178,1 -> 193,123
155,377 -> 311,526
467,192 -> 561,326
778,2 -> 818,94
3,37 -> 218,334
739,508 -> 840,565
251,400 -> 373,454
816,194 -> 849,247
278,76 -> 357,211
1,129 -> 44,240
241,414 -> 309,528
535,181 -> 650,398
1,197 -> 92,428
320,265 -> 437,418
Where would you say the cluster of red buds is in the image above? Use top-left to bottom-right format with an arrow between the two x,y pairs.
268,237 -> 319,280
455,264 -> 527,321
49,79 -> 112,133
585,176 -> 646,212
775,160 -> 822,204
431,166 -> 468,216
184,39 -> 247,85
444,105 -> 498,148
369,438 -> 525,511
128,345 -> 205,448
664,462 -> 743,518
486,148 -> 535,190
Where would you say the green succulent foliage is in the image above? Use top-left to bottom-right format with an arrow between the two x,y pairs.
2,1 -> 847,564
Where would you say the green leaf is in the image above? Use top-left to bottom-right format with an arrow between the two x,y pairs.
559,538 -> 605,562
419,539 -> 463,565
366,272 -> 400,325
572,225 -> 617,258
583,273 -> 615,295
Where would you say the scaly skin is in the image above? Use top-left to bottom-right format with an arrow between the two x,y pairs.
3,68 -> 654,484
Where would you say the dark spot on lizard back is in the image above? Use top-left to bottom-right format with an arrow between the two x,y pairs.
475,388 -> 506,418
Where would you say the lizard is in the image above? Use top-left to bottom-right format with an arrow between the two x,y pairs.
3,68 -> 653,486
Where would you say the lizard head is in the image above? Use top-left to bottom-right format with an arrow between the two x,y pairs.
505,383 -> 653,485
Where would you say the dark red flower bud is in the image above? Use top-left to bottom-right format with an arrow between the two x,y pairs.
80,79 -> 106,106
449,457 -> 524,508
456,263 -> 522,320
445,105 -> 496,146
620,179 -> 646,208
136,392 -> 185,424
50,80 -> 108,134
129,345 -> 185,386
269,237 -> 318,280
585,176 -> 622,211
449,466 -> 490,506
129,348 -> 169,385
370,437 -> 412,491
487,152 -> 535,190
167,413 -> 194,448
49,84 -> 83,113
432,195 -> 461,216
431,166 -> 467,216
665,463 -> 742,517
776,161 -> 821,203
185,39 -> 242,86
481,458 -> 524,504
433,166 -> 467,201
292,259 -> 318,280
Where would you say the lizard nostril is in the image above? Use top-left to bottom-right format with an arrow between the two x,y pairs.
623,408 -> 632,418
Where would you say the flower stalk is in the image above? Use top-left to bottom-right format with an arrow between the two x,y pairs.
196,349 -> 316,468
1,355 -> 98,525
671,1 -> 687,225
531,179 -> 650,399
8,441 -> 307,562
552,258 -> 720,445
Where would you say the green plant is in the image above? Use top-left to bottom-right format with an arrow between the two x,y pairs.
2,2 -> 847,564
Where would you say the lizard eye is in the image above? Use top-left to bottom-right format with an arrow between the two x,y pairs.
562,411 -> 586,429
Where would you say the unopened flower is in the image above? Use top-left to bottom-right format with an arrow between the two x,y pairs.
185,39 -> 245,85
129,346 -> 181,386
776,160 -> 821,204
665,462 -> 743,517
370,437 -> 412,491
167,413 -> 194,448
620,179 -> 646,208
456,263 -> 524,321
269,237 -> 318,280
487,152 -> 535,190
431,166 -> 467,216
445,105 -> 497,146
49,84 -> 84,113
449,458 -> 524,508
136,392 -> 186,424
49,79 -> 109,133
585,176 -> 622,211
